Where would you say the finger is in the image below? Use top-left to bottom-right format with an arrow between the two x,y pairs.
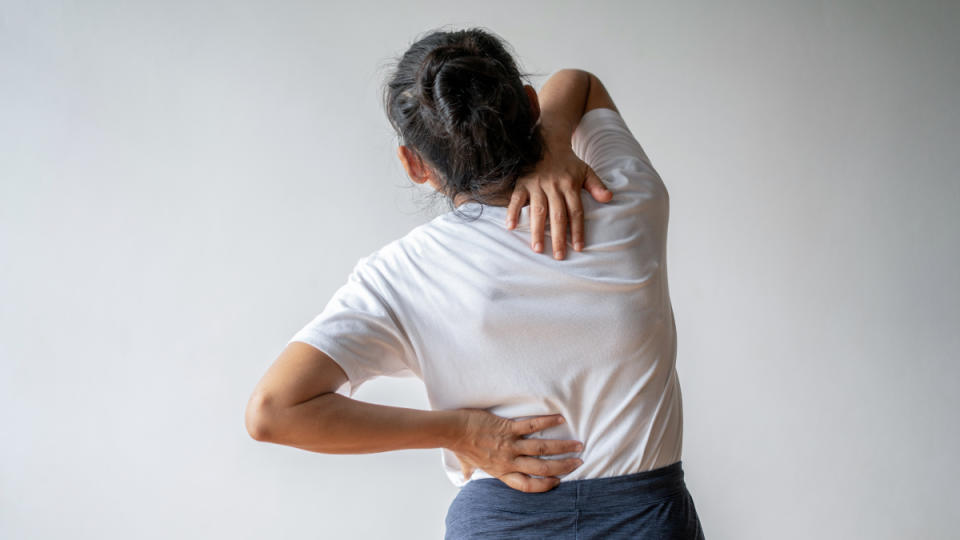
514,438 -> 585,457
506,186 -> 528,230
527,189 -> 547,253
563,188 -> 585,252
511,414 -> 566,436
512,456 -> 583,477
500,472 -> 560,493
543,184 -> 568,260
583,166 -> 613,203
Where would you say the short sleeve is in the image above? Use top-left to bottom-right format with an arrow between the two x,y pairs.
287,254 -> 419,398
571,108 -> 662,193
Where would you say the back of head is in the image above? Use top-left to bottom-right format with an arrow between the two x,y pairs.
382,27 -> 544,219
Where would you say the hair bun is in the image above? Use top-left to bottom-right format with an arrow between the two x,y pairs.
418,48 -> 505,130
383,28 -> 544,215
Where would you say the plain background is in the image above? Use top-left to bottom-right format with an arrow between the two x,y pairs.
2,1 -> 958,538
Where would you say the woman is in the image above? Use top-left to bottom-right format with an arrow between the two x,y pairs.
245,26 -> 705,539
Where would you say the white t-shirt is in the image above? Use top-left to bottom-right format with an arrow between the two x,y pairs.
288,107 -> 683,488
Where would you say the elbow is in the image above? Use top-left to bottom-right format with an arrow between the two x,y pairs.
245,392 -> 276,442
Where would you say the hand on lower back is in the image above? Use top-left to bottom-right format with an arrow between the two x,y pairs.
450,408 -> 585,493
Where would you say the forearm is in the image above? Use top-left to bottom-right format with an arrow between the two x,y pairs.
537,69 -> 592,148
256,391 -> 463,454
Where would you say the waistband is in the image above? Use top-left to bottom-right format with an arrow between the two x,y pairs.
456,461 -> 686,512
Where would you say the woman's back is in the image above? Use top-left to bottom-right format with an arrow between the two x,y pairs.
288,107 -> 683,488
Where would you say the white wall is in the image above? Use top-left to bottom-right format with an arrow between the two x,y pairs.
2,1 -> 958,538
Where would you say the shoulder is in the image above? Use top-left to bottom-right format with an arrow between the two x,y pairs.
356,207 -> 495,285
572,107 -> 633,151
352,218 -> 443,281
574,107 -> 626,136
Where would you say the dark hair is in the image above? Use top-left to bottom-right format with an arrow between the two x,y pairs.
381,26 -> 545,220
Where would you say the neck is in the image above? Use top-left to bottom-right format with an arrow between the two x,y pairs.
454,189 -> 513,208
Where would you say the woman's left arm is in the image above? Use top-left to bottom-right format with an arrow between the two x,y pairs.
245,341 -> 460,453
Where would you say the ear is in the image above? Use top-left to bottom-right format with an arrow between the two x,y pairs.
524,84 -> 540,125
397,145 -> 430,185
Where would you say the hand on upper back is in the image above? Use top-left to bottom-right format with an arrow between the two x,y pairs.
506,143 -> 612,260
450,408 -> 585,493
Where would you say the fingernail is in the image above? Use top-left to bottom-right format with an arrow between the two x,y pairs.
576,443 -> 584,451
534,242 -> 542,252
558,416 -> 565,423
507,219 -> 514,228
554,250 -> 563,260
575,242 -> 583,251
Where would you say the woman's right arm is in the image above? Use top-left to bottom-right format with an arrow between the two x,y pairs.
537,69 -> 620,150
506,69 -> 621,255
537,69 -> 592,150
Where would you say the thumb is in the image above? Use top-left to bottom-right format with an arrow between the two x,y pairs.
460,461 -> 476,481
583,166 -> 612,202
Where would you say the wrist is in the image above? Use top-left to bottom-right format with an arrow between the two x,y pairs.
433,409 -> 467,451
540,117 -> 575,150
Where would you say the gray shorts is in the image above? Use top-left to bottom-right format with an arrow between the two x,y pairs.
444,460 -> 705,539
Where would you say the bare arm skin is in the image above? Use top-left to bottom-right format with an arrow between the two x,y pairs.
507,69 -> 621,258
246,341 -> 584,492
538,69 -> 620,138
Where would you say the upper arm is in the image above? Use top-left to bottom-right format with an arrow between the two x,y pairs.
584,72 -> 619,115
570,77 -> 661,195
248,341 -> 349,413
